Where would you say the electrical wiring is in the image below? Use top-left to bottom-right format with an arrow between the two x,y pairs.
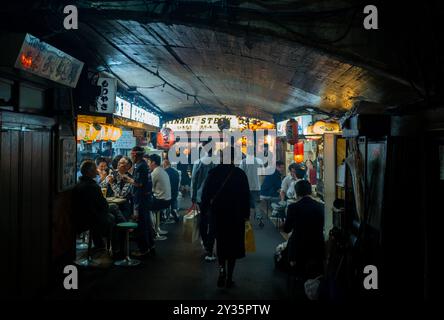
85,21 -> 217,114
86,22 -> 197,98
72,29 -> 165,116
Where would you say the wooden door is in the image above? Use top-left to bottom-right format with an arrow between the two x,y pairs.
0,127 -> 52,297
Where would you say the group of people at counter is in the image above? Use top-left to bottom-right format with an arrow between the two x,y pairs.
72,143 -> 325,290
73,146 -> 181,259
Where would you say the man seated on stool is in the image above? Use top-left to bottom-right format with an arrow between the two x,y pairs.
147,154 -> 171,236
260,160 -> 285,215
72,160 -> 115,251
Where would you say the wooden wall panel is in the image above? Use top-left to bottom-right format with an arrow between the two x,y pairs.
0,130 -> 20,296
20,131 -> 33,295
19,130 -> 51,296
0,127 -> 52,297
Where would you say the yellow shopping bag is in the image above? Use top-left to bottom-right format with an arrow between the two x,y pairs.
245,221 -> 256,253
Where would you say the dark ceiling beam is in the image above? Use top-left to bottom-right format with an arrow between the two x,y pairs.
277,105 -> 345,122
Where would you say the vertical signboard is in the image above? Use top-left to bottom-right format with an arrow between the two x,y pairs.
96,77 -> 117,114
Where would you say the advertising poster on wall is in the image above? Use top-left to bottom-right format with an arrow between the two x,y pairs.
59,137 -> 77,191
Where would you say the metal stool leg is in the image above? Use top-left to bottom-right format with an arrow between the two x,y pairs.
156,210 -> 168,236
75,231 -> 93,267
114,229 -> 140,267
76,231 -> 89,250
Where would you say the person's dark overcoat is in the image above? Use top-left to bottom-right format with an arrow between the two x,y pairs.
201,164 -> 250,260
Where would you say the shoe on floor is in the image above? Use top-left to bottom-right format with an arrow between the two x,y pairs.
131,249 -> 149,257
147,247 -> 156,256
155,235 -> 167,241
158,229 -> 168,235
226,280 -> 236,288
217,271 -> 226,288
205,255 -> 217,262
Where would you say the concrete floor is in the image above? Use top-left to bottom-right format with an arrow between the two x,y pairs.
51,196 -> 292,300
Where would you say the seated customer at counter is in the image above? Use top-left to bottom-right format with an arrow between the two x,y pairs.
72,160 -> 115,249
107,156 -> 134,219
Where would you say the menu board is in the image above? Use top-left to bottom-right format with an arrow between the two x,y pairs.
14,34 -> 84,88
59,137 -> 77,191
113,130 -> 136,150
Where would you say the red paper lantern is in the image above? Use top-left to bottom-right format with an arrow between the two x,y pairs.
157,127 -> 175,150
286,119 -> 298,145
293,141 -> 304,163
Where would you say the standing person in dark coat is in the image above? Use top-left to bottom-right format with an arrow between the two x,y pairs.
284,179 -> 325,279
127,146 -> 154,256
200,147 -> 251,288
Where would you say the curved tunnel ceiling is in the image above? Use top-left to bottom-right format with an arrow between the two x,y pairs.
2,0 -> 436,121
68,19 -> 419,122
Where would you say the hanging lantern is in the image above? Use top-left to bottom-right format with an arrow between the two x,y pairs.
293,141 -> 304,163
83,124 -> 99,143
306,124 -> 314,135
111,127 -> 122,141
286,119 -> 298,145
95,125 -> 105,141
312,120 -> 341,134
157,127 -> 175,150
77,122 -> 87,141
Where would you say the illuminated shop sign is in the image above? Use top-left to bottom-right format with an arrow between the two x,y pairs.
115,97 -> 131,119
14,34 -> 84,88
113,97 -> 160,127
96,77 -> 117,114
164,115 -> 274,132
131,104 -> 160,127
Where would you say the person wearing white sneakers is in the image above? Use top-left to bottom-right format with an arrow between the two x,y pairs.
147,154 -> 171,240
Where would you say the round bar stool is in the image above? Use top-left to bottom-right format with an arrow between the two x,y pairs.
114,222 -> 140,267
76,231 -> 89,250
75,230 -> 93,267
